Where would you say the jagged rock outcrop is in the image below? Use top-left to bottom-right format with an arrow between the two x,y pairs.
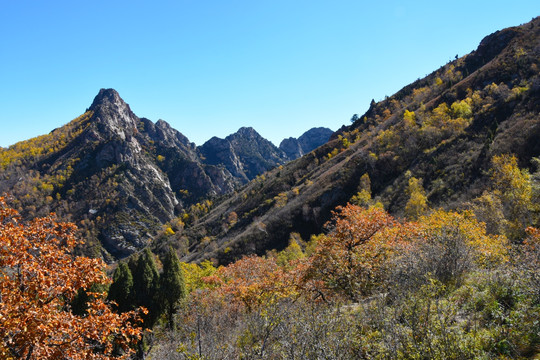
279,127 -> 333,159
200,127 -> 289,183
0,88 -> 330,260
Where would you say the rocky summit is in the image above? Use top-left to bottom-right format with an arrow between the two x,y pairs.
279,127 -> 334,159
0,88 -> 332,260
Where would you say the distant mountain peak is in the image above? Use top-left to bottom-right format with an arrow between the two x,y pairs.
279,127 -> 333,159
232,127 -> 259,138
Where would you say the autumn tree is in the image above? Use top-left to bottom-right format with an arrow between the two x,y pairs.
180,260 -> 217,294
201,255 -> 298,313
0,197 -> 143,359
392,210 -> 508,291
303,205 -> 406,301
490,154 -> 533,239
274,235 -> 305,268
350,173 -> 373,207
405,176 -> 428,220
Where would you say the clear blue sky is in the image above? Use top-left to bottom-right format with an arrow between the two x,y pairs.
1,1 -> 538,147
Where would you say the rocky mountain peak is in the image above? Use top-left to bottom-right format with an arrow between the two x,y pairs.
279,127 -> 333,160
85,89 -> 138,143
231,127 -> 264,140
89,88 -> 126,111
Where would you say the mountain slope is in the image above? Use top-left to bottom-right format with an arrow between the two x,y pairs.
170,16 -> 540,264
0,90 -> 292,260
1,90 -> 208,259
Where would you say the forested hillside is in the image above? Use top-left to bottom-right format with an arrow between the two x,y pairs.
167,16 -> 540,265
0,15 -> 539,360
143,18 -> 540,358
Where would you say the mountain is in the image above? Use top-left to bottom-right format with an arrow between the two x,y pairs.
199,127 -> 289,183
0,89 -> 302,260
199,127 -> 334,183
279,127 -> 333,159
0,89 -> 225,259
2,17 -> 539,265
168,16 -> 540,264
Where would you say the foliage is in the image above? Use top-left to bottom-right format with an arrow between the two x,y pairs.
107,262 -> 134,313
0,197 -> 142,359
350,173 -> 377,208
0,112 -> 92,170
204,255 -> 298,311
274,237 -> 305,268
147,199 -> 540,359
180,260 -> 218,294
490,154 -> 534,240
404,176 -> 428,220
470,154 -> 536,242
392,210 -> 509,294
132,248 -> 161,328
303,205 -> 405,301
160,247 -> 187,329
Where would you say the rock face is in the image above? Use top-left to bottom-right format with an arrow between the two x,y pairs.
279,127 -> 333,159
200,127 -> 289,183
81,90 -> 266,257
44,89 -> 215,258
0,88 -> 332,260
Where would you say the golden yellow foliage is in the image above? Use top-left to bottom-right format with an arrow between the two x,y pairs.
419,209 -> 509,266
405,177 -> 428,220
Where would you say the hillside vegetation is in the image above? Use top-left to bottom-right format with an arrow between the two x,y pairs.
166,16 -> 540,265
0,16 -> 539,360
146,152 -> 540,358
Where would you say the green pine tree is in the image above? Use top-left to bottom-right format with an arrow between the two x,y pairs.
132,248 -> 160,328
107,262 -> 134,312
160,247 -> 186,329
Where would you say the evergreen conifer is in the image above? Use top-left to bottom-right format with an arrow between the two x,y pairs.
160,247 -> 186,329
133,248 -> 160,328
107,262 -> 134,312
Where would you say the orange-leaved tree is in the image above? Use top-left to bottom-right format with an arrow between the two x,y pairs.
0,197 -> 143,359
204,255 -> 298,311
302,205 -> 416,301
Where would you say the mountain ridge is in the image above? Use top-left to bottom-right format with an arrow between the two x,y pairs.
2,17 -> 539,264
169,16 -> 540,264
0,90 -> 333,260
279,127 -> 334,159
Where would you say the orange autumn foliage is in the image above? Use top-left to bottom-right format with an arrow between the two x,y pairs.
523,227 -> 540,267
0,197 -> 143,360
302,205 -> 417,301
525,226 -> 540,243
203,255 -> 298,311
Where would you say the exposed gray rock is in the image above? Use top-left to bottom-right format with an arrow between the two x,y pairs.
279,127 -> 333,159
0,88 -> 333,260
200,127 -> 289,183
